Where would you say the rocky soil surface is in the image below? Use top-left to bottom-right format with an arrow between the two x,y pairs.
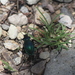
0,0 -> 75,75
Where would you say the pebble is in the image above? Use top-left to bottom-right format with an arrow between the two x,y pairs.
2,30 -> 7,37
8,13 -> 28,26
17,51 -> 22,58
47,4 -> 55,13
0,27 -> 2,37
55,10 -> 61,14
20,6 -> 29,13
17,32 -> 24,40
0,73 -> 10,75
61,7 -> 74,21
2,52 -> 17,71
26,0 -> 40,5
35,7 -> 51,25
0,65 -> 4,72
8,24 -> 18,39
20,69 -> 30,75
68,40 -> 72,48
1,24 -> 9,30
31,60 -> 46,75
41,0 -> 49,8
4,40 -> 19,50
39,51 -> 50,59
54,0 -> 72,2
13,57 -> 21,65
17,26 -> 21,33
0,0 -> 9,5
70,30 -> 75,39
58,14 -> 72,28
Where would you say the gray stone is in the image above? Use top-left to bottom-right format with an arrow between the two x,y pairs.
58,14 -> 72,28
1,24 -> 9,30
26,0 -> 40,5
61,7 -> 74,21
19,69 -> 30,75
39,51 -> 50,59
44,48 -> 75,75
31,60 -> 46,74
20,6 -> 29,13
54,0 -> 72,2
0,73 -> 10,75
13,57 -> 21,65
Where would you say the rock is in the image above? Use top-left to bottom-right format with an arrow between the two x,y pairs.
61,7 -> 74,21
72,1 -> 75,9
44,48 -> 75,75
55,10 -> 61,14
1,24 -> 9,30
8,13 -> 28,26
20,6 -> 29,13
47,4 -> 55,13
31,60 -> 46,74
54,0 -> 72,3
0,27 -> 2,37
17,51 -> 22,58
17,26 -> 21,33
20,69 -> 30,75
8,24 -> 18,39
17,32 -> 24,40
28,24 -> 38,29
2,30 -> 7,37
0,65 -> 4,72
39,51 -> 50,59
41,0 -> 49,8
0,73 -> 10,75
26,0 -> 40,5
13,57 -> 21,65
0,12 -> 8,22
0,0 -> 9,5
2,52 -> 17,71
4,40 -> 19,50
35,7 -> 51,25
58,14 -> 72,28
70,30 -> 75,39
68,40 -> 72,48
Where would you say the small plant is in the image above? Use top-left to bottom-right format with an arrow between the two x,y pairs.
29,7 -> 74,52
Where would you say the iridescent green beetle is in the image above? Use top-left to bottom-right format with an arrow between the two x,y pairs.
23,35 -> 35,55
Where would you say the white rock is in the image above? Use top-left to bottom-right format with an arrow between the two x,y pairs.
4,40 -> 19,50
17,32 -> 24,40
0,0 -> 9,5
39,51 -> 50,59
8,24 -> 18,39
8,13 -> 28,26
20,6 -> 29,13
17,51 -> 22,58
35,7 -> 51,25
26,0 -> 39,5
68,40 -> 72,48
0,27 -> 2,37
13,57 -> 21,65
59,14 -> 72,28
